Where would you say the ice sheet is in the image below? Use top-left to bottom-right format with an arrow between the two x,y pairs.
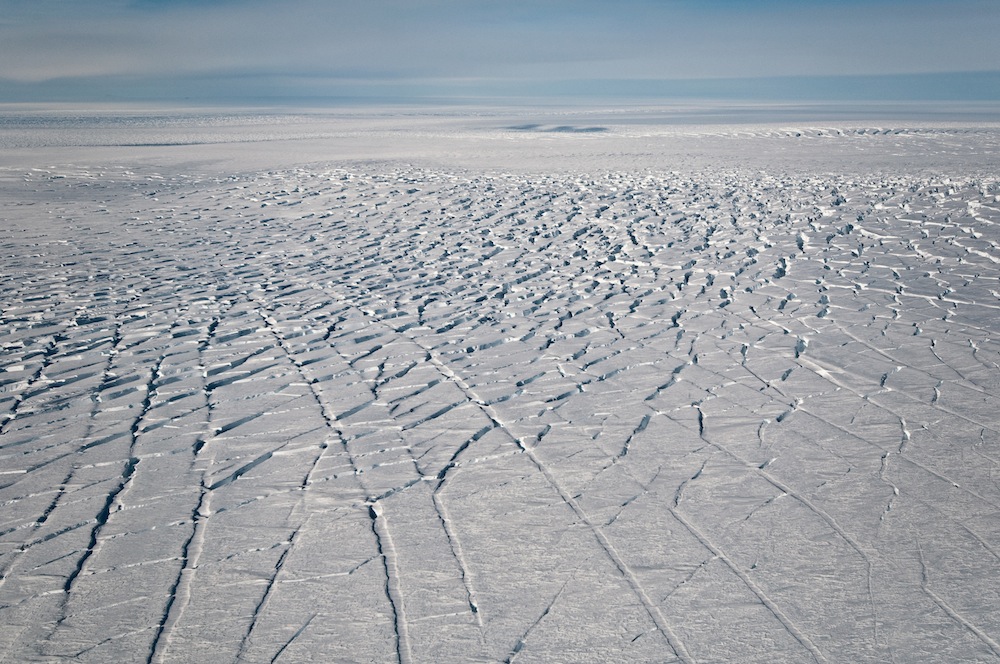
1,109 -> 999,662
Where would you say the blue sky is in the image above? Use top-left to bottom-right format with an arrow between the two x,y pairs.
2,0 -> 998,103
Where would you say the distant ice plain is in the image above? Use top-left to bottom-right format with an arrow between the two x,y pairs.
1,105 -> 1000,662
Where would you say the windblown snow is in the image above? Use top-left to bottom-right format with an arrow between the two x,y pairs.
1,110 -> 1000,662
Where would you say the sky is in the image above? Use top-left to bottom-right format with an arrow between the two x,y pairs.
2,0 -> 999,104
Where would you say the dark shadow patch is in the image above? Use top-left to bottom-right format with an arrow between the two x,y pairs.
546,125 -> 608,133
505,124 -> 609,133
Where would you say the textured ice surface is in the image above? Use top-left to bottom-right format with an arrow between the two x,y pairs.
1,110 -> 1000,662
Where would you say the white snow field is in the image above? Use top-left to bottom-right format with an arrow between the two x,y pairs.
2,108 -> 1000,662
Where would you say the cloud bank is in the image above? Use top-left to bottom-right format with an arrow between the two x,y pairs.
2,0 -> 998,103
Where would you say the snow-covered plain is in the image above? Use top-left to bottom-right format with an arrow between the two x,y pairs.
2,108 -> 1000,662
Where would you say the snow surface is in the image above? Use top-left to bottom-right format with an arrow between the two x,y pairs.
2,109 -> 1000,662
